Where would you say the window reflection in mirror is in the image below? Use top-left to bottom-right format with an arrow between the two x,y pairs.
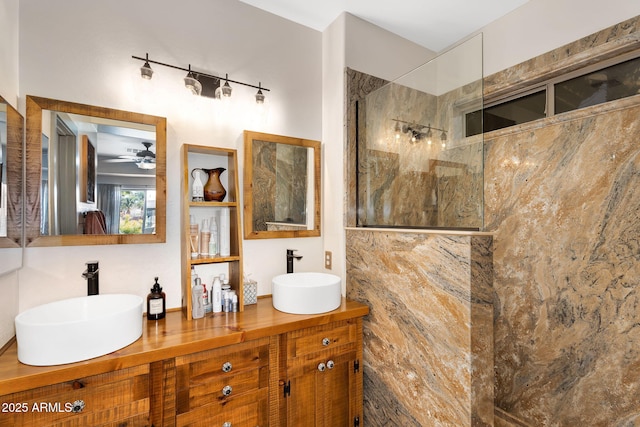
243,130 -> 320,239
39,110 -> 157,236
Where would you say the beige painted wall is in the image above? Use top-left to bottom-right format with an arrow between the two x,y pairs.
12,0 -> 324,330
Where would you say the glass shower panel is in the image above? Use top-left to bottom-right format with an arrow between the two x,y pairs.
357,34 -> 484,230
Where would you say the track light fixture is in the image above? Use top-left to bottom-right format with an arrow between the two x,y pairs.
132,53 -> 270,103
391,118 -> 448,148
221,74 -> 232,97
140,53 -> 154,80
184,64 -> 202,96
255,82 -> 265,104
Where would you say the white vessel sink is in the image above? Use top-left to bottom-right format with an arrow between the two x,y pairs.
15,294 -> 143,366
272,272 -> 342,314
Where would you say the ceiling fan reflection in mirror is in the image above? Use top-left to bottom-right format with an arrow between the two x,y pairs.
105,141 -> 156,170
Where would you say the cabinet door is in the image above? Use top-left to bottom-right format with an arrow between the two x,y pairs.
0,364 -> 152,427
286,350 -> 357,427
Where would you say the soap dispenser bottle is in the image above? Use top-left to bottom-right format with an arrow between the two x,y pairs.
147,277 -> 166,320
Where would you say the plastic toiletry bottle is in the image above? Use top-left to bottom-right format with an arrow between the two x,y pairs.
212,275 -> 222,313
203,283 -> 212,313
231,293 -> 238,312
191,275 -> 205,319
209,218 -> 218,256
221,278 -> 231,312
219,208 -> 231,257
189,217 -> 199,259
200,218 -> 210,256
147,277 -> 166,320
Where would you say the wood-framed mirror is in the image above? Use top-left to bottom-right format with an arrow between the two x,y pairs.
25,96 -> 166,247
243,130 -> 320,239
0,95 -> 24,255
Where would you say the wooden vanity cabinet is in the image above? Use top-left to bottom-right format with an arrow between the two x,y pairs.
0,364 -> 154,427
0,302 -> 368,427
279,318 -> 363,427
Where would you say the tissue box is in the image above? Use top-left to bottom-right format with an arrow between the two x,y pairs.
244,280 -> 258,305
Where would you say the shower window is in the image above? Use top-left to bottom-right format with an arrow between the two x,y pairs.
466,89 -> 546,136
356,34 -> 484,230
555,55 -> 640,114
465,50 -> 640,136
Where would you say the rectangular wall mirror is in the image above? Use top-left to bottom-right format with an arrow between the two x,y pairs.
25,96 -> 166,247
243,130 -> 320,239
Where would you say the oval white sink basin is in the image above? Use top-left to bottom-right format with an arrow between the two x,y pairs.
272,272 -> 342,314
15,294 -> 143,366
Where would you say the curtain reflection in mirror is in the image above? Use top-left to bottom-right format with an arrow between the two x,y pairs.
97,184 -> 121,234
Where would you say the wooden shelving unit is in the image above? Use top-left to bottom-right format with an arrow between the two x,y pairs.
181,144 -> 244,319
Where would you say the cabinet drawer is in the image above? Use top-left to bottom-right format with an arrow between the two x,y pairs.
176,337 -> 270,378
0,364 -> 150,427
176,388 -> 268,427
178,364 -> 269,410
286,320 -> 357,359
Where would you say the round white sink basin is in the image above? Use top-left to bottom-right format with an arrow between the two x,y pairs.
272,272 -> 342,314
15,294 -> 143,366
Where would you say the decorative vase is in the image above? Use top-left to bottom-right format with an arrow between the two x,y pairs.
202,167 -> 227,202
190,168 -> 205,202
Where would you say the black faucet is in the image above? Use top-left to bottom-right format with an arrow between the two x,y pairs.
82,261 -> 99,295
286,249 -> 303,274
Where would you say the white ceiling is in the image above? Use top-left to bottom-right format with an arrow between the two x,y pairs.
239,0 -> 529,52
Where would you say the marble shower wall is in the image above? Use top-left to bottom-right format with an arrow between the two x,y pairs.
345,67 -> 492,426
486,93 -> 640,426
484,15 -> 640,426
346,230 -> 494,426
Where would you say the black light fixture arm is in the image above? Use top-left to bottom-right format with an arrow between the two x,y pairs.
391,118 -> 445,134
132,54 -> 270,92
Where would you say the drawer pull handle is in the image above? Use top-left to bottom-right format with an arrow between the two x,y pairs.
326,359 -> 335,369
322,337 -> 331,346
222,422 -> 232,427
222,361 -> 233,373
222,385 -> 233,396
318,362 -> 326,372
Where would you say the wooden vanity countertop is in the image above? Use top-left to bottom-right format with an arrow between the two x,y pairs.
0,296 -> 369,395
